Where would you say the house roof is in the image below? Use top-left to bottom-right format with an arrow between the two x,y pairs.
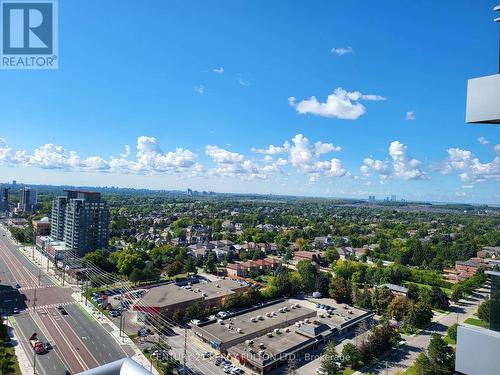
456,260 -> 482,267
379,283 -> 408,294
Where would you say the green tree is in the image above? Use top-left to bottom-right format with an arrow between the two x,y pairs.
129,267 -> 146,283
184,300 -> 205,321
297,260 -> 318,292
426,333 -> 455,374
321,342 -> 340,375
324,247 -> 340,264
388,295 -> 412,321
407,283 -> 420,301
447,323 -> 457,342
477,298 -> 490,322
450,284 -> 463,303
430,286 -> 450,310
411,302 -> 433,328
83,249 -> 116,272
110,249 -> 145,276
371,287 -> 393,315
414,352 -> 432,375
329,276 -> 352,304
341,342 -> 360,368
204,252 -> 217,273
165,260 -> 183,277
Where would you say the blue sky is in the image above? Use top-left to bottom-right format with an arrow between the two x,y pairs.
0,0 -> 499,203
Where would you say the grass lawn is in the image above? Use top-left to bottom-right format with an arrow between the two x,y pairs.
463,318 -> 488,328
0,323 -> 21,375
404,365 -> 417,375
444,335 -> 456,345
342,367 -> 356,375
404,281 -> 451,297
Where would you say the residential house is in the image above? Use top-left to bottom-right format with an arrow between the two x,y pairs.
314,235 -> 333,249
186,224 -> 211,244
293,251 -> 324,265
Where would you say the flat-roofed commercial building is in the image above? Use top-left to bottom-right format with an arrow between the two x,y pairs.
192,301 -> 317,352
133,279 -> 247,319
195,298 -> 374,374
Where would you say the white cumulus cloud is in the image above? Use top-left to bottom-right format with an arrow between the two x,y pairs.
360,141 -> 426,181
289,88 -> 386,120
477,136 -> 489,145
441,147 -> 500,183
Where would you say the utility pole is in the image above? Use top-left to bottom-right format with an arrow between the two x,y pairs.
33,346 -> 37,375
119,286 -> 124,338
33,288 -> 37,310
84,267 -> 89,307
62,258 -> 66,286
182,327 -> 187,374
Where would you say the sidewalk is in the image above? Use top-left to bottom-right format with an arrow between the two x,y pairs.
4,316 -> 33,375
6,230 -> 158,375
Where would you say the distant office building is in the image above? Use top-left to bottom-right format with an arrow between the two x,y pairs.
368,195 -> 376,203
390,194 -> 397,201
50,190 -> 109,257
0,186 -> 9,214
18,187 -> 37,212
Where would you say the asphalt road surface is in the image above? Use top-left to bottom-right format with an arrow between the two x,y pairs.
0,226 -> 127,375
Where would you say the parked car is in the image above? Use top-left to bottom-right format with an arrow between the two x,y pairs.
15,283 -> 20,289
44,342 -> 52,351
13,307 -> 19,314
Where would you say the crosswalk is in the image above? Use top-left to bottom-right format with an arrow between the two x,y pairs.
24,301 -> 77,311
19,285 -> 60,291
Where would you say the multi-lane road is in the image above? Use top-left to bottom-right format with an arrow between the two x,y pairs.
0,226 -> 127,375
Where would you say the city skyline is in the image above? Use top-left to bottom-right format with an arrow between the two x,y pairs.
0,0 -> 499,204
